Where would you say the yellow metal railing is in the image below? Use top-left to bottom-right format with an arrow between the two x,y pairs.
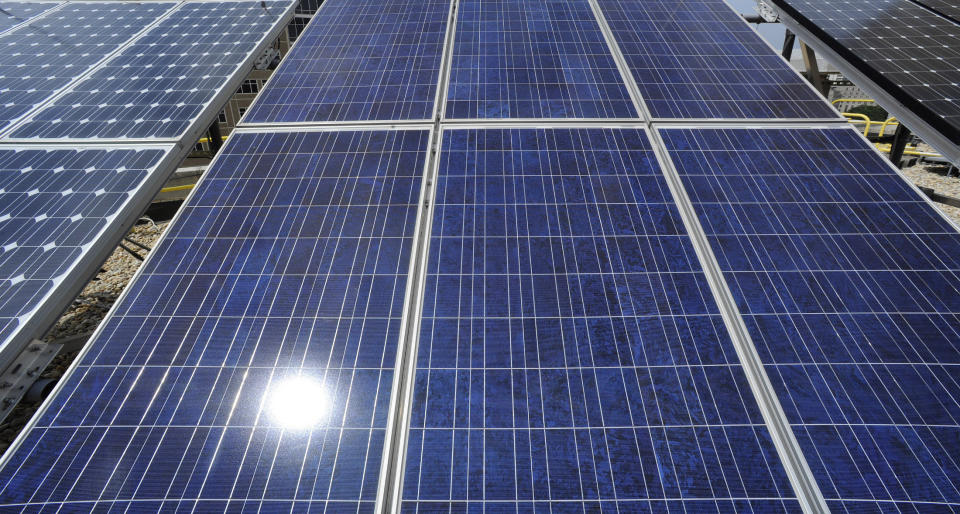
196,135 -> 229,145
878,117 -> 899,138
834,101 -> 942,160
842,112 -> 872,137
159,184 -> 195,194
157,135 -> 231,194
874,143 -> 942,158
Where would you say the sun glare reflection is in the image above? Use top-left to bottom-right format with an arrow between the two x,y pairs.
266,376 -> 331,429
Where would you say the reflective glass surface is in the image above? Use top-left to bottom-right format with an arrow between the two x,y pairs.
244,0 -> 450,123
769,0 -> 960,142
665,127 -> 960,511
446,0 -> 637,119
0,2 -> 175,133
0,145 -> 170,358
598,0 -> 838,119
401,128 -> 801,511
11,1 -> 292,140
0,130 -> 428,510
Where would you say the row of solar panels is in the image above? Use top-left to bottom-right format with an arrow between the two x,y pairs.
241,0 -> 843,123
0,1 -> 295,369
3,0 -> 960,512
767,0 -> 960,164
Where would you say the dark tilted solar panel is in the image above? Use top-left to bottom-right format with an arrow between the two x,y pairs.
0,129 -> 428,510
768,0 -> 960,143
400,127 -> 801,510
9,1 -> 294,140
596,0 -> 838,120
663,127 -> 960,511
911,0 -> 960,24
243,0 -> 450,124
445,0 -> 636,119
0,145 -> 173,360
0,2 -> 176,134
0,2 -> 59,35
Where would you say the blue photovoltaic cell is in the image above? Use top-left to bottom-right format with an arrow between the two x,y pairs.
243,0 -> 450,123
401,128 -> 801,512
0,2 -> 175,133
10,1 -> 293,140
445,0 -> 636,119
0,146 -> 170,358
0,129 -> 427,511
0,2 -> 59,35
663,127 -> 960,511
597,0 -> 838,120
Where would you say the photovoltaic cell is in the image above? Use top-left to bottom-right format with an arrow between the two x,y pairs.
0,2 -> 59,35
401,128 -> 801,511
0,2 -> 176,133
243,0 -> 450,124
769,0 -> 960,143
0,145 -> 172,359
0,129 -> 428,511
445,0 -> 636,119
9,1 -> 293,140
663,127 -> 960,511
597,0 -> 838,120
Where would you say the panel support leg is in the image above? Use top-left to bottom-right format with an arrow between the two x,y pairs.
782,29 -> 796,61
800,41 -> 828,96
889,124 -> 912,166
207,121 -> 223,154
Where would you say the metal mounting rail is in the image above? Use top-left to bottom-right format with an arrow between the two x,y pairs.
588,0 -> 831,511
375,0 -> 459,512
647,129 -> 830,514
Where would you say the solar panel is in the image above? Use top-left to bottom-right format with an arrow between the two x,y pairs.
445,0 -> 636,119
596,0 -> 839,120
243,0 -> 451,124
0,2 -> 176,134
768,0 -> 960,144
0,129 -> 429,510
662,126 -> 960,511
910,0 -> 960,24
9,1 -> 295,141
0,144 -> 175,363
400,127 -> 801,510
0,1 -> 60,35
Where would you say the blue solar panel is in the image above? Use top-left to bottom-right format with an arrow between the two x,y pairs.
9,1 -> 293,140
0,2 -> 59,35
0,2 -> 176,134
0,145 -> 172,358
596,0 -> 839,120
0,129 -> 428,511
445,0 -> 636,119
243,0 -> 450,124
400,127 -> 801,511
662,127 -> 960,511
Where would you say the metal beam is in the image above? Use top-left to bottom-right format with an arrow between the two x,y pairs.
889,123 -> 912,166
206,121 -> 223,154
782,29 -> 796,61
799,41 -> 828,96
